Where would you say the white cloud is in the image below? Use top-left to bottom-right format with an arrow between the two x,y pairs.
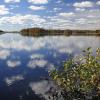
96,1 -> 100,5
4,75 -> 24,86
0,7 -> 100,30
73,1 -> 93,8
75,18 -> 87,24
9,5 -> 19,9
75,8 -> 85,12
59,12 -> 75,17
7,60 -> 21,68
53,7 -> 61,12
0,50 -> 10,60
5,0 -> 20,3
0,14 -> 46,25
0,5 -> 9,15
29,5 -> 45,10
28,0 -> 48,4
46,8 -> 100,30
56,0 -> 62,4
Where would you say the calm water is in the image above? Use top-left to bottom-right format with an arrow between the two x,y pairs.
0,33 -> 100,100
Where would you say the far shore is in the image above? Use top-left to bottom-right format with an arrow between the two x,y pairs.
0,28 -> 100,36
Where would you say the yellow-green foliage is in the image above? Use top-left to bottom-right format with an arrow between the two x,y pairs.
50,48 -> 100,94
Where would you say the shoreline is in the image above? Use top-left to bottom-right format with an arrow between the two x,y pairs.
0,28 -> 100,36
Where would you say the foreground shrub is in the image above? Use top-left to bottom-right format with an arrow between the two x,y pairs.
49,48 -> 100,100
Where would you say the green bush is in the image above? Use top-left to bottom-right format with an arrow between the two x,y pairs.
49,47 -> 100,99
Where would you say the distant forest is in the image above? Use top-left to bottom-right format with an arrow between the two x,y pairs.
20,28 -> 100,36
0,30 -> 4,33
0,28 -> 100,36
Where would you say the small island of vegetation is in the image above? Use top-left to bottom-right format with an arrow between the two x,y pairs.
20,28 -> 72,36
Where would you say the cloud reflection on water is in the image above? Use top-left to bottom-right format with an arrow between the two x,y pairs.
30,54 -> 44,59
0,35 -> 99,54
0,34 -> 100,100
29,80 -> 54,100
0,50 -> 10,60
4,75 -> 24,86
7,60 -> 21,68
27,59 -> 48,69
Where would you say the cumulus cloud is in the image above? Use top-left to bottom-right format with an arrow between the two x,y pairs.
28,0 -> 48,4
96,1 -> 100,5
7,60 -> 21,68
75,18 -> 87,24
75,8 -> 85,12
56,0 -> 62,4
5,0 -> 20,3
53,7 -> 61,12
4,75 -> 24,86
0,14 -> 46,25
0,0 -> 99,30
9,5 -> 19,9
59,12 -> 75,17
46,7 -> 100,30
0,50 -> 10,60
73,1 -> 93,8
0,5 -> 9,15
0,7 -> 100,30
29,5 -> 45,10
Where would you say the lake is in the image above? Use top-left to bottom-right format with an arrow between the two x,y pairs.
0,33 -> 100,100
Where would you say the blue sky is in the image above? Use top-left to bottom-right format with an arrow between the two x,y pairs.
0,0 -> 100,31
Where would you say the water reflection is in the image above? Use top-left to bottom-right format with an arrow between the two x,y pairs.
4,75 -> 24,86
7,60 -> 21,68
0,50 -> 10,60
29,80 -> 54,100
0,33 -> 100,100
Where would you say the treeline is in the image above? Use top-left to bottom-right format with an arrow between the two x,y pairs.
20,28 -> 100,36
20,28 -> 72,36
0,30 -> 4,32
0,30 -> 4,34
71,30 -> 100,36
